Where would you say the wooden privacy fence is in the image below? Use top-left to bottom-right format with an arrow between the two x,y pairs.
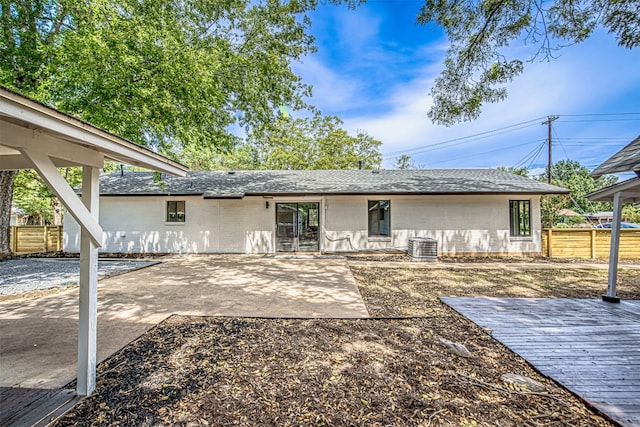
9,226 -> 63,254
542,228 -> 640,259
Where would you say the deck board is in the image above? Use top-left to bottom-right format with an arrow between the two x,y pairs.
0,387 -> 78,426
441,297 -> 640,427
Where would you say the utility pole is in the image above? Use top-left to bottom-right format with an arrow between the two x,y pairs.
542,115 -> 559,183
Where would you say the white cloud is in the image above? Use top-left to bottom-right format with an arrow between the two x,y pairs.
293,56 -> 365,114
334,31 -> 640,169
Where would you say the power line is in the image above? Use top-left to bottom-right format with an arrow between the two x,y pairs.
383,113 -> 638,166
558,118 -> 640,123
554,137 -> 633,141
512,139 -> 547,169
559,112 -> 640,117
383,116 -> 546,159
420,140 -> 541,167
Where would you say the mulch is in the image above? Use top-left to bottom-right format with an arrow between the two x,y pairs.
55,315 -> 611,426
52,259 -> 639,426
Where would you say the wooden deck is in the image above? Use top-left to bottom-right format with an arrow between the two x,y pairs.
441,297 -> 640,427
0,386 -> 79,426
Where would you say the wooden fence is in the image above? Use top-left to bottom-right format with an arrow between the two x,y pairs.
9,226 -> 63,254
542,228 -> 640,259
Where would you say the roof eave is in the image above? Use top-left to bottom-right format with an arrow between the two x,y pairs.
0,87 -> 188,176
587,177 -> 640,202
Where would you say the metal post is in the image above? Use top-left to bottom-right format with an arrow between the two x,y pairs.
603,191 -> 623,303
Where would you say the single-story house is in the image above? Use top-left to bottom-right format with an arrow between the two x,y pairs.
10,203 -> 27,226
64,169 -> 567,256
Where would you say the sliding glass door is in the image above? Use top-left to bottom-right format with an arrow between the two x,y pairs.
276,202 -> 319,252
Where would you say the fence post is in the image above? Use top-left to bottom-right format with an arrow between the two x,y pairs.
547,229 -> 553,258
13,226 -> 19,253
590,229 -> 597,259
58,226 -> 63,251
44,225 -> 49,252
10,226 -> 15,253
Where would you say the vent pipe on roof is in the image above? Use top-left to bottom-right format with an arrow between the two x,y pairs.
120,164 -> 124,177
358,160 -> 363,169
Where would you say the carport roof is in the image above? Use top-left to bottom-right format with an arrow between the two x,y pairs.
0,87 -> 187,175
97,169 -> 568,197
590,135 -> 640,178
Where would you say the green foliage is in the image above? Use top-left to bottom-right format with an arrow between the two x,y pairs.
182,113 -> 383,171
12,168 -> 82,224
1,0 -> 323,154
496,166 -> 529,177
250,114 -> 382,170
179,143 -> 259,171
623,204 -> 640,223
539,160 -> 618,226
395,155 -> 416,170
0,0 -> 328,249
417,0 -> 640,125
0,0 -> 70,94
39,0 -> 317,153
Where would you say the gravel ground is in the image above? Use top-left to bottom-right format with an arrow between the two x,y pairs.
0,258 -> 159,296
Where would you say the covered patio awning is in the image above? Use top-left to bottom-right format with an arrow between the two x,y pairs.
588,135 -> 640,303
0,87 -> 188,396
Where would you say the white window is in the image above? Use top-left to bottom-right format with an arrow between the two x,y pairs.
166,201 -> 185,222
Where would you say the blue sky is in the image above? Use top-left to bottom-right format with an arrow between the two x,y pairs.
294,1 -> 640,176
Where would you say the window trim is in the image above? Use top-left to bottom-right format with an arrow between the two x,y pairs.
368,200 -> 391,238
509,199 -> 531,237
166,200 -> 186,223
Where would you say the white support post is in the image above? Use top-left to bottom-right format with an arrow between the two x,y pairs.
77,166 -> 100,396
603,191 -> 623,303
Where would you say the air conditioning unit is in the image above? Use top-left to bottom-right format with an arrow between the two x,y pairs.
408,237 -> 438,262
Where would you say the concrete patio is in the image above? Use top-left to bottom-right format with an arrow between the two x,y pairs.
0,255 -> 368,425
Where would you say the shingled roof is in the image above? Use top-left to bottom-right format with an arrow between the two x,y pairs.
591,135 -> 640,178
97,169 -> 567,198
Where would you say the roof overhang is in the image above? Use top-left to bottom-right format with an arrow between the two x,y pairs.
0,87 -> 188,176
203,192 -> 245,199
590,135 -> 640,178
587,178 -> 640,203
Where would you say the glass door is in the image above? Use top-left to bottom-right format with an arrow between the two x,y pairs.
276,202 -> 319,252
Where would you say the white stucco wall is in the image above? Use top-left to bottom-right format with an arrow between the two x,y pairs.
64,194 -> 542,255
323,195 -> 541,255
64,195 -> 274,253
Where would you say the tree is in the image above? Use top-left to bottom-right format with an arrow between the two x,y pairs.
395,155 -> 415,170
497,166 -> 529,177
250,114 -> 382,170
0,0 -> 319,252
417,0 -> 640,125
0,0 -> 73,251
12,168 -> 82,225
623,204 -> 640,224
539,160 -> 618,226
183,113 -> 383,170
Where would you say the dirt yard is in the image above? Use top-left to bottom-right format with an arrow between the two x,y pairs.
54,258 -> 640,426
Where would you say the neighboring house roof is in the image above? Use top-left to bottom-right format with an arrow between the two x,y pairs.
96,169 -> 568,198
590,135 -> 640,178
10,203 -> 26,216
557,208 -> 581,217
584,211 -> 613,219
